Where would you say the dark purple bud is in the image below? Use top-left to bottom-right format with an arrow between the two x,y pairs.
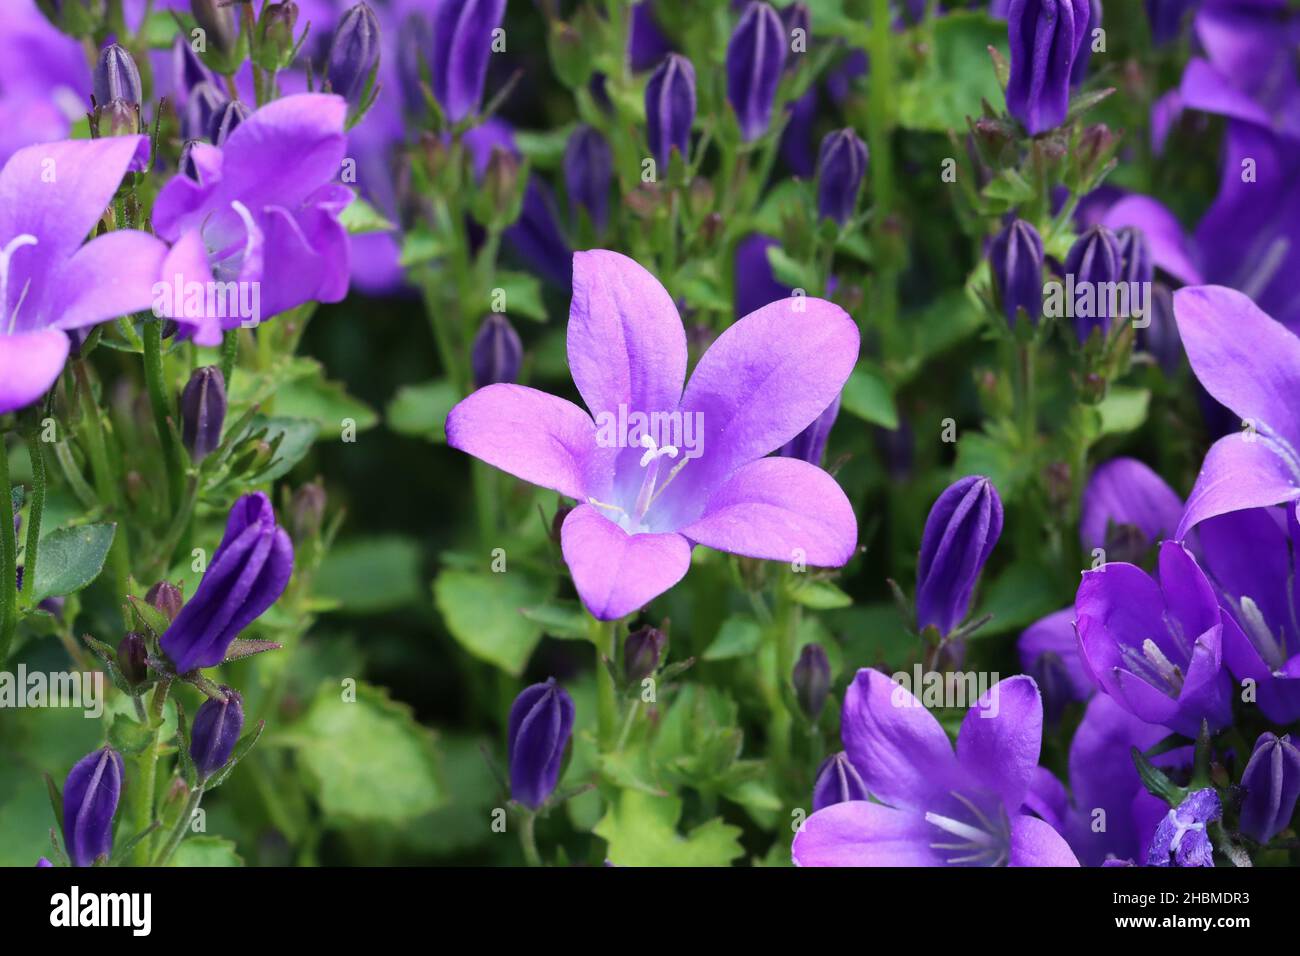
792,643 -> 830,720
916,476 -> 1004,637
623,626 -> 666,683
62,747 -> 124,867
180,365 -> 227,462
726,2 -> 787,142
734,233 -> 792,322
780,3 -> 810,74
1239,732 -> 1300,844
1005,0 -> 1092,135
182,81 -> 229,142
289,481 -> 327,542
779,395 -> 839,466
177,139 -> 202,181
190,687 -> 245,777
814,128 -> 868,225
507,678 -> 575,810
117,632 -> 149,686
432,0 -> 506,123
396,10 -> 435,115
211,98 -> 250,145
146,580 -> 185,621
470,314 -> 523,389
1140,283 -> 1181,374
327,3 -> 381,105
1063,224 -> 1122,341
1115,227 -> 1153,286
1148,788 -> 1220,867
812,751 -> 869,811
190,0 -> 238,57
1069,0 -> 1101,86
989,218 -> 1044,327
629,1 -> 672,73
645,53 -> 696,170
94,42 -> 141,107
563,125 -> 613,232
161,492 -> 294,672
172,33 -> 216,97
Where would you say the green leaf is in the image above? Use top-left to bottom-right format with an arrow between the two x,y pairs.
291,682 -> 445,824
786,577 -> 853,610
702,616 -> 762,661
1095,386 -> 1150,438
432,570 -> 550,676
315,536 -> 423,614
839,366 -> 898,429
339,197 -> 396,235
386,379 -> 460,443
169,836 -> 244,867
895,12 -> 1007,133
970,561 -> 1061,638
30,523 -> 116,602
952,421 -> 1033,501
895,290 -> 985,384
491,271 -> 548,322
517,600 -> 589,640
594,789 -> 744,866
274,375 -> 379,439
107,713 -> 155,756
243,416 -> 319,482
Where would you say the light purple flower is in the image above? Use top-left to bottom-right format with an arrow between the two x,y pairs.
1168,286 -> 1300,535
793,671 -> 1078,866
151,94 -> 354,345
1074,541 -> 1234,736
0,0 -> 89,166
1079,457 -> 1183,557
0,136 -> 169,414
446,250 -> 858,620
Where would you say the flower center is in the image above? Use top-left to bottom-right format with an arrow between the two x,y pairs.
1162,808 -> 1205,856
1,234 -> 39,336
925,791 -> 1010,867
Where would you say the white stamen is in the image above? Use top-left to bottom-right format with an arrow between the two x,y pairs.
638,434 -> 679,468
1,234 -> 40,335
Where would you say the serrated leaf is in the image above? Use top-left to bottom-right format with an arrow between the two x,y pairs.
290,682 -> 444,824
30,523 -> 116,602
594,789 -> 744,866
433,570 -> 549,676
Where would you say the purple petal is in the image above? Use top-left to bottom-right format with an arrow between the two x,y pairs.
1079,457 -> 1184,553
0,328 -> 69,415
559,505 -> 693,620
156,228 -> 221,346
1179,57 -> 1274,127
672,296 -> 858,512
793,802 -> 946,866
1178,432 -> 1300,538
840,668 -> 964,813
433,0 -> 507,123
677,457 -> 857,566
1009,814 -> 1080,866
1018,607 -> 1096,706
46,230 -> 168,332
1023,766 -> 1070,833
1101,195 -> 1203,285
446,384 -> 610,502
955,675 -> 1043,814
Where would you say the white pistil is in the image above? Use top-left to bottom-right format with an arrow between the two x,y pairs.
1,234 -> 39,335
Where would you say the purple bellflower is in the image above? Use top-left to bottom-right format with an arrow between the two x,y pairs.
1168,286 -> 1300,534
0,136 -> 168,414
1005,0 -> 1092,135
191,687 -> 245,778
1197,504 -> 1300,724
989,218 -> 1044,327
432,0 -> 507,123
161,493 -> 294,673
1148,788 -> 1220,867
726,2 -> 787,141
151,94 -> 353,346
0,0 -> 89,166
1075,541 -> 1234,736
1063,224 -> 1123,341
446,250 -> 858,620
812,751 -> 869,812
1239,732 -> 1300,844
62,747 -> 125,867
563,125 -> 613,232
508,678 -> 575,810
1079,456 -> 1183,559
814,128 -> 868,226
645,53 -> 696,171
793,672 -> 1079,866
915,476 -> 1003,638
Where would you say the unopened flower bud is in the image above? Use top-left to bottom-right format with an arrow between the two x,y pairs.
792,643 -> 830,719
507,678 -> 575,810
1239,732 -> 1300,845
726,2 -> 787,141
327,2 -> 381,105
1005,0 -> 1092,135
623,626 -> 666,683
471,314 -> 523,389
989,218 -> 1044,327
916,476 -> 1003,637
94,43 -> 141,107
180,366 -> 227,462
62,747 -> 124,867
146,580 -> 185,621
191,0 -> 238,58
645,53 -> 696,170
117,632 -> 149,686
814,128 -> 868,226
290,482 -> 327,542
190,687 -> 244,777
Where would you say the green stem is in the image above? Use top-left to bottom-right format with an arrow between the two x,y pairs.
219,329 -> 238,387
768,588 -> 795,772
1017,340 -> 1037,447
866,0 -> 899,348
589,615 -> 618,751
143,320 -> 184,513
0,438 -> 17,665
19,413 -> 46,610
73,362 -> 130,616
518,810 -> 542,867
154,780 -> 203,867
472,460 -> 499,547
615,698 -> 641,752
130,678 -> 171,866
